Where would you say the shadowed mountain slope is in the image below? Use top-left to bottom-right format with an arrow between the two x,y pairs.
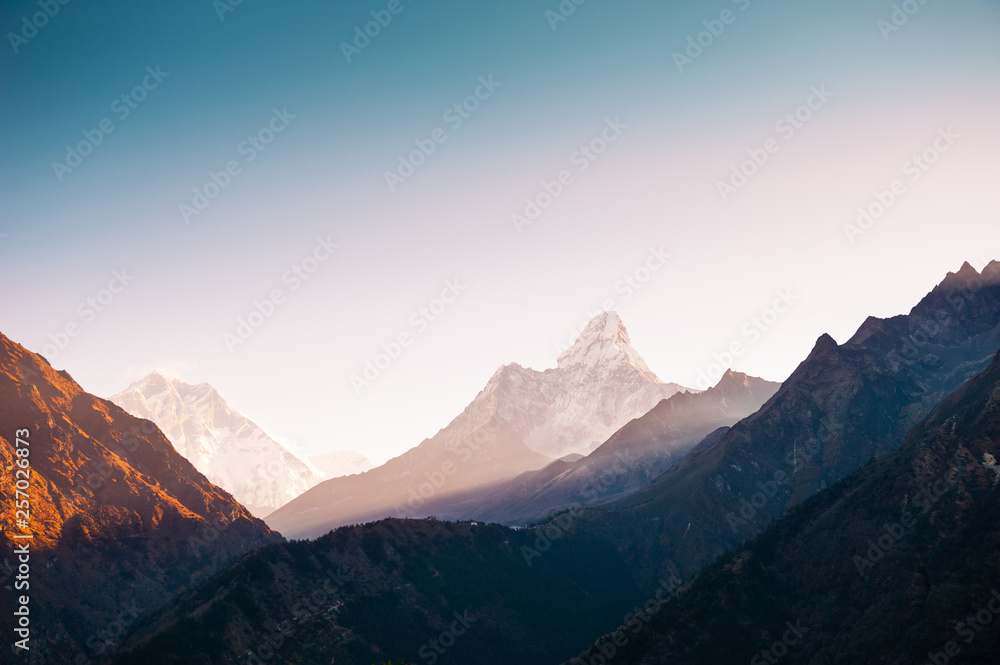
267,311 -> 691,539
417,370 -> 779,525
561,261 -> 1000,590
566,342 -> 1000,665
0,333 -> 281,663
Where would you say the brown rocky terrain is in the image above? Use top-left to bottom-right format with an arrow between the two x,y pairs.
0,333 -> 281,663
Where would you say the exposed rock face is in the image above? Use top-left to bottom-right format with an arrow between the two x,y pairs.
478,311 -> 690,459
0,333 -> 281,663
109,265 -> 1000,665
267,311 -> 691,539
423,370 -> 780,526
566,342 -> 1000,665
570,261 -> 1000,587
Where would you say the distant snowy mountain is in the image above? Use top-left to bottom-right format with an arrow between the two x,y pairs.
110,371 -> 328,517
267,311 -> 692,538
309,450 -> 373,478
481,310 -> 690,458
427,369 -> 781,525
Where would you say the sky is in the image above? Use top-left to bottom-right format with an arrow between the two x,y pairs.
2,0 -> 999,466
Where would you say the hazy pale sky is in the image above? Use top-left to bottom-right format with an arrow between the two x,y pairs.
2,0 -> 999,465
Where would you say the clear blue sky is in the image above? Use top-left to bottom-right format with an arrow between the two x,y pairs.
2,0 -> 999,464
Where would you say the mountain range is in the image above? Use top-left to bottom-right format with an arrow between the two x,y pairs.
566,330 -> 1000,665
110,371 -> 370,517
414,368 -> 780,525
4,260 -> 1000,664
561,260 -> 1000,588
99,260 -> 1000,665
0,335 -> 281,663
266,311 -> 691,538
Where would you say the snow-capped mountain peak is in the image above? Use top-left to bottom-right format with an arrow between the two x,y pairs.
267,312 -> 694,536
557,311 -> 659,381
457,311 -> 690,458
110,373 -> 368,517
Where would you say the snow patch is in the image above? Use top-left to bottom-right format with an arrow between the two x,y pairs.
111,374 -> 326,515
